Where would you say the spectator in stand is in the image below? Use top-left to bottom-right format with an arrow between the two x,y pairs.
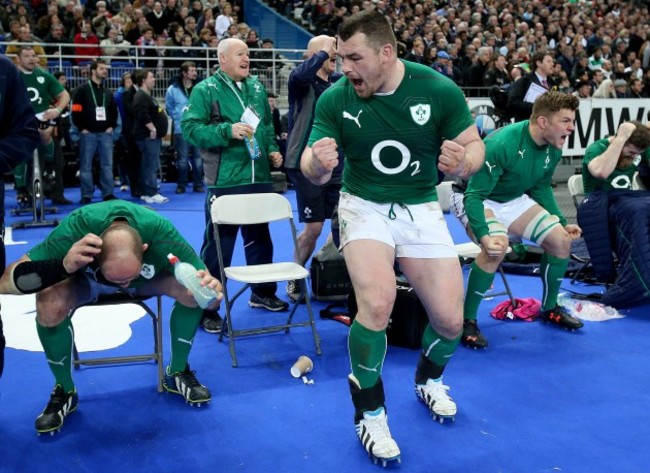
136,26 -> 158,68
167,34 -> 197,69
254,38 -> 285,92
166,22 -> 185,48
224,23 -> 238,39
483,54 -> 510,87
433,50 -> 463,84
588,47 -> 605,71
35,4 -> 63,39
245,29 -> 262,62
507,50 -> 556,122
125,15 -> 149,45
196,28 -> 213,48
5,25 -> 48,67
132,68 -> 169,204
613,78 -> 629,98
592,79 -> 617,98
556,45 -> 575,77
92,0 -> 112,39
43,24 -> 71,58
73,20 -> 101,64
163,0 -> 183,25
145,1 -> 170,36
165,61 -> 204,195
403,38 -> 426,65
215,2 -> 234,40
572,79 -> 592,99
184,15 -> 200,43
570,52 -> 589,83
100,27 -> 131,62
629,78 -> 647,98
467,46 -> 492,89
197,7 -> 215,32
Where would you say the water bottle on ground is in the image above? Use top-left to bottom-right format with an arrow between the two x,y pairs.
167,253 -> 218,309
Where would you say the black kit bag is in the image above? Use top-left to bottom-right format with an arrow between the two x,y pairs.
347,281 -> 429,350
310,241 -> 352,301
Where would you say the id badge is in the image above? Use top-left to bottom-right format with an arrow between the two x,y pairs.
95,106 -> 107,121
241,107 -> 260,131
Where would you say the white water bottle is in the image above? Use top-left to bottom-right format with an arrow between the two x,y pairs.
167,253 -> 218,309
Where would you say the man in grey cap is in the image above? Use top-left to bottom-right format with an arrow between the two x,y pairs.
614,79 -> 629,98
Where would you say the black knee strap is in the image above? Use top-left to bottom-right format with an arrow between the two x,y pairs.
12,259 -> 72,294
350,376 -> 385,422
415,353 -> 444,385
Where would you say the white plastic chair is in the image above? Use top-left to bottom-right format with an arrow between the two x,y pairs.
567,174 -> 585,209
211,193 -> 322,367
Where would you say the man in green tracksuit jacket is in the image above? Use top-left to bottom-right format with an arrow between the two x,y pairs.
181,38 -> 288,331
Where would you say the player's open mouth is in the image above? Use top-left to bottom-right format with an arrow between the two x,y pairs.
351,78 -> 363,87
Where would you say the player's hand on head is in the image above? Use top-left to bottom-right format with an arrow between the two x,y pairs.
617,122 -> 636,141
63,233 -> 102,273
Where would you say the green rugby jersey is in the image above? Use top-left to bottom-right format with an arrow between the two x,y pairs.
28,200 -> 204,288
582,138 -> 650,194
464,120 -> 566,241
308,60 -> 474,205
19,68 -> 64,114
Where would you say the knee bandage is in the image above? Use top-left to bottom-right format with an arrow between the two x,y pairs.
486,218 -> 507,237
522,211 -> 560,245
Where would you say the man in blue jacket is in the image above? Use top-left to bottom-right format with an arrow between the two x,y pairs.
0,54 -> 41,378
284,35 -> 343,301
165,61 -> 204,195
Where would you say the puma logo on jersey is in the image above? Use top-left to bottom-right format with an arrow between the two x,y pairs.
343,110 -> 362,128
518,149 -> 525,159
485,161 -> 496,173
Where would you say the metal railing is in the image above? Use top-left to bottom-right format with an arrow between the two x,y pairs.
1,41 -> 304,105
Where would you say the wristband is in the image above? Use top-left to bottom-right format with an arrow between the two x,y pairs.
55,106 -> 63,114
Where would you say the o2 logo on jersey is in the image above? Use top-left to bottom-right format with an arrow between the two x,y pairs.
371,140 -> 421,176
611,175 -> 632,189
470,105 -> 499,139
27,87 -> 44,105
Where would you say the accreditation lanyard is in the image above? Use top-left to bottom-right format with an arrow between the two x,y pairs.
89,81 -> 107,121
219,71 -> 261,161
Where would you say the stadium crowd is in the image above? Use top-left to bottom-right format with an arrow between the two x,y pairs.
1,0 -> 649,96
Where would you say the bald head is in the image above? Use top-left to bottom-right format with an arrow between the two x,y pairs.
98,224 -> 146,287
307,35 -> 333,55
217,37 -> 247,62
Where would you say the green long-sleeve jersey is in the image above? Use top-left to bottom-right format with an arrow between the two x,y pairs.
464,120 -> 566,241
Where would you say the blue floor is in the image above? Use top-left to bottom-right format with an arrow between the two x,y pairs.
1,183 -> 649,473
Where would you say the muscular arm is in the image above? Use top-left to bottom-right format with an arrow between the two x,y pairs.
301,141 -> 336,185
450,124 -> 486,179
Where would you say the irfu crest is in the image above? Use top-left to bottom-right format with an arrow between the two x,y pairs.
410,104 -> 430,125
